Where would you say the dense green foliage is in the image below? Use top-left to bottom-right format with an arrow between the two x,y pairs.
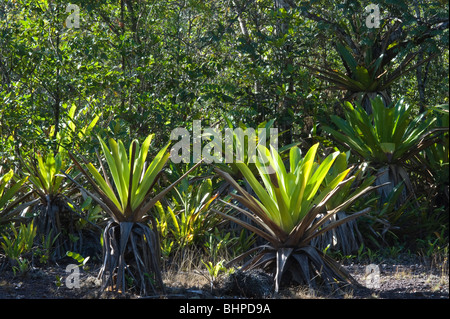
0,0 -> 448,295
1,0 -> 447,156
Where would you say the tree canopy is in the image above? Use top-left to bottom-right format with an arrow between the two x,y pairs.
1,0 -> 448,160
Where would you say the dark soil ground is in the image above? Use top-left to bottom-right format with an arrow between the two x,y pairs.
0,254 -> 448,299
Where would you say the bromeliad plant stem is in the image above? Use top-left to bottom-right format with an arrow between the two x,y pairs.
213,143 -> 383,292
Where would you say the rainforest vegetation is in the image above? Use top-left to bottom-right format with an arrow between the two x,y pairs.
0,0 -> 448,297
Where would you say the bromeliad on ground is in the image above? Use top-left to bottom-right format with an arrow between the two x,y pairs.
155,176 -> 218,251
213,143 -> 383,292
414,104 -> 449,206
20,152 -> 80,258
0,169 -> 31,225
312,152 -> 376,255
68,134 -> 202,295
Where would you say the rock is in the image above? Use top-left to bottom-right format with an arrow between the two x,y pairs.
220,269 -> 273,298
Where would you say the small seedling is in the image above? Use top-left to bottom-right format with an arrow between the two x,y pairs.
66,251 -> 90,270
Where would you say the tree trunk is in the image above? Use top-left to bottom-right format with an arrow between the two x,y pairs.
274,0 -> 294,145
416,48 -> 431,113
52,34 -> 61,142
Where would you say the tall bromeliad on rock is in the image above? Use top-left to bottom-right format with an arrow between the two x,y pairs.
68,134 -> 201,295
322,97 -> 446,204
213,143 -> 384,292
300,0 -> 447,114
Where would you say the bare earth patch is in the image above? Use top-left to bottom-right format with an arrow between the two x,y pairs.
0,256 -> 448,299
